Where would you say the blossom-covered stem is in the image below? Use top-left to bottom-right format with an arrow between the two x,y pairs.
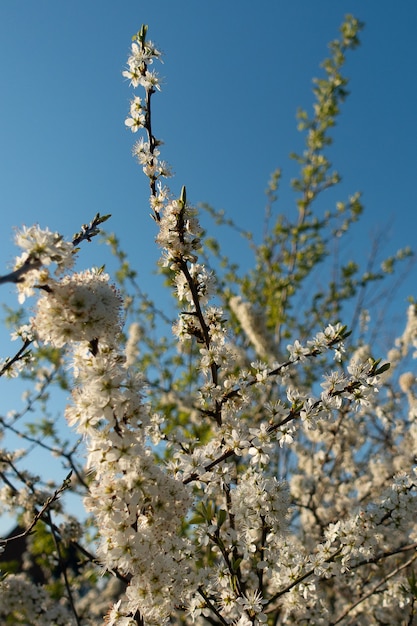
132,25 -> 161,218
266,546 -> 344,611
183,448 -> 236,485
354,541 -> 417,569
220,325 -> 350,407
179,260 -> 211,349
223,482 -> 244,586
0,338 -> 32,377
125,27 -> 222,422
207,484 -> 247,601
178,258 -> 222,423
207,528 -> 245,596
333,552 -> 417,625
143,78 -> 159,202
7,218 -> 110,306
184,364 -> 380,485
0,213 -> 110,285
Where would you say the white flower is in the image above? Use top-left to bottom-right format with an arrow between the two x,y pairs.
287,339 -> 310,361
13,225 -> 75,302
14,225 -> 74,270
32,269 -> 123,347
236,589 -> 267,620
125,112 -> 146,132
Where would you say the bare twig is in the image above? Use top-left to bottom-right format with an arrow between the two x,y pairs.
0,471 -> 73,545
47,508 -> 82,626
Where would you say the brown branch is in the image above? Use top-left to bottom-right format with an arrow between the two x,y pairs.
331,552 -> 417,625
0,258 -> 42,286
47,508 -> 82,626
0,338 -> 33,377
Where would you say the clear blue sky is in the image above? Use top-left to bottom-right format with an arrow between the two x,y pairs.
0,2 -> 416,529
0,2 -> 415,291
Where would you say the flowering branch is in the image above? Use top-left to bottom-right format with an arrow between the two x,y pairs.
2,15 -> 417,626
0,471 -> 73,547
0,213 -> 110,290
333,552 -> 417,624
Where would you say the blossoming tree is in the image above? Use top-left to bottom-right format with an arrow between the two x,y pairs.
1,14 -> 417,626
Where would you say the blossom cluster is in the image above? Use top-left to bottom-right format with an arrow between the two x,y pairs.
33,269 -> 123,348
156,193 -> 202,269
0,573 -> 73,625
32,270 -> 194,622
13,225 -> 75,302
123,26 -> 170,218
122,28 -> 161,91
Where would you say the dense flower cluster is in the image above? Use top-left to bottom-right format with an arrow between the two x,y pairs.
33,270 -> 123,348
13,225 -> 75,302
156,194 -> 202,268
229,295 -> 274,361
0,573 -> 73,625
6,260 -> 194,624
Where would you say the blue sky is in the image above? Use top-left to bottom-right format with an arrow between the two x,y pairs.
0,2 -> 416,530
0,2 -> 415,291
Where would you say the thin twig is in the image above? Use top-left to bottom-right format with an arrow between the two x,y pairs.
0,471 -> 73,545
47,509 -> 82,626
331,552 -> 417,625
